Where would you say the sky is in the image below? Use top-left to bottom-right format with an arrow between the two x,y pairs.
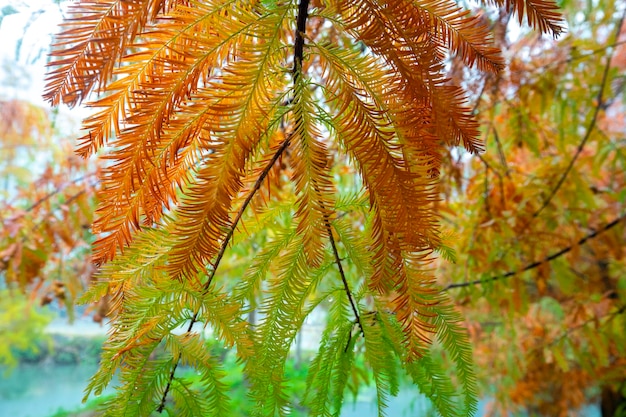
0,0 -> 64,105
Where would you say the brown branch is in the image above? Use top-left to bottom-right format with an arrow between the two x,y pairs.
515,39 -> 626,76
293,0 -> 309,76
18,173 -> 97,213
492,127 -> 510,178
297,0 -> 362,344
3,186 -> 93,237
157,0 -> 311,410
30,190 -> 88,233
531,303 -> 626,358
470,78 -> 488,115
444,213 -> 626,291
294,0 -> 362,342
156,136 -> 293,413
531,19 -> 623,219
296,0 -> 362,343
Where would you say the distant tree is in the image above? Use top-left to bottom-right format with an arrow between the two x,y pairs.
0,98 -> 98,367
0,98 -> 97,315
439,2 -> 626,415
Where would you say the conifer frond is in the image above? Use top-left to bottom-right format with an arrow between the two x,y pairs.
249,233 -> 334,417
361,312 -> 401,416
102,356 -> 174,417
233,219 -> 297,305
410,0 -> 504,72
389,252 -> 441,361
290,76 -> 336,267
83,226 -> 252,410
430,300 -> 479,416
166,333 -> 231,417
92,5 -> 289,265
74,0 -> 249,156
44,0 -> 175,106
175,282 -> 253,356
515,0 -> 564,35
376,291 -> 479,416
487,0 -> 564,36
332,0 -> 484,154
376,310 -> 463,417
304,319 -> 355,417
333,191 -> 369,214
315,44 -> 443,340
164,6 -> 291,280
332,213 -> 373,279
316,42 -> 438,249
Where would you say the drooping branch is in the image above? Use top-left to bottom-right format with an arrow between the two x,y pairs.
444,213 -> 626,291
535,304 -> 626,353
158,0 -> 315,410
293,0 -> 362,337
156,136 -> 293,412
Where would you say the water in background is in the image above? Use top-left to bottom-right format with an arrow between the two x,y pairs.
0,316 -> 602,417
0,363 -> 104,417
0,362 -> 602,417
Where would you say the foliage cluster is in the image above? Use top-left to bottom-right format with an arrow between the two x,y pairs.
49,350 -> 315,417
39,0 -> 566,416
438,1 -> 626,414
0,290 -> 51,369
0,98 -> 98,366
0,99 -> 98,315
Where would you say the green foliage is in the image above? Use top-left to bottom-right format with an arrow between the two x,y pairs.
0,289 -> 52,370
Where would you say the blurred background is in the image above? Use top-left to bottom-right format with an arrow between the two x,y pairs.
0,0 -> 624,416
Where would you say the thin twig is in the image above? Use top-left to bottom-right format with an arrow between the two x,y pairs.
532,304 -> 626,355
296,0 -> 362,341
157,135 -> 293,412
15,173 -> 97,213
471,78 -> 488,115
293,0 -> 309,76
444,213 -> 626,291
326,219 -> 363,333
30,189 -> 88,233
531,10 -> 625,219
492,127 -> 510,178
515,39 -> 626,76
482,161 -> 491,216
157,0 -> 311,410
472,12 -> 626,272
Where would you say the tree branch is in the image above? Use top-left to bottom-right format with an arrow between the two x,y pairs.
516,39 -> 626,76
326,219 -> 363,335
530,304 -> 626,358
16,173 -> 97,214
531,11 -> 625,219
294,0 -> 363,341
444,213 -> 626,291
293,0 -> 309,76
158,0 -> 312,410
157,136 -> 293,413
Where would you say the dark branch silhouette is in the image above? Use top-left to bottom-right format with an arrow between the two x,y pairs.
445,214 -> 626,291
